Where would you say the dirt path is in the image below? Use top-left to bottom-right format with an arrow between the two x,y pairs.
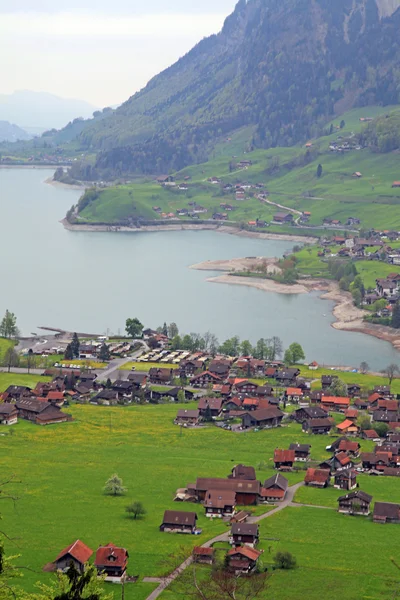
258,195 -> 303,220
144,482 -> 306,600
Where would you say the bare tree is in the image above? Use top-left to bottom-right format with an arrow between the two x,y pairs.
26,350 -> 36,374
382,364 -> 399,385
359,361 -> 369,375
3,348 -> 19,373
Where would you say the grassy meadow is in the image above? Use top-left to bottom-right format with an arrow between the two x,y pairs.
0,372 -> 51,392
1,402 -> 397,600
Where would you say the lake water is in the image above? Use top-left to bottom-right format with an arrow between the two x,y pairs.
0,167 -> 399,369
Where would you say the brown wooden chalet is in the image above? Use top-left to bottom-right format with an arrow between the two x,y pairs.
175,409 -> 200,426
0,404 -> 18,425
335,439 -> 360,457
230,523 -> 259,547
241,407 -> 283,429
320,452 -> 354,474
360,452 -> 393,471
190,478 -> 260,505
209,360 -> 231,378
193,547 -> 215,565
373,502 -> 400,524
362,429 -> 380,441
204,490 -> 236,518
354,398 -> 369,410
227,546 -> 262,573
274,449 -> 295,471
334,470 -> 357,491
321,375 -> 336,389
149,368 -> 174,385
53,540 -> 93,573
160,510 -> 198,533
302,418 -> 333,434
347,384 -> 361,397
289,443 -> 311,461
16,399 -> 71,425
190,371 -> 222,387
294,406 -> 328,423
310,390 -> 325,403
94,544 -> 128,581
233,380 -> 259,395
261,474 -> 288,502
275,368 -> 300,385
112,380 -> 133,396
3,385 -> 31,402
304,468 -> 330,487
198,397 -> 223,418
229,464 -> 256,480
179,360 -> 203,377
338,491 -> 373,516
127,372 -> 148,388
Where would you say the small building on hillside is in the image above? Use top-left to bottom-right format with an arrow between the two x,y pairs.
334,470 -> 357,491
204,490 -> 236,518
274,449 -> 295,471
304,468 -> 330,488
230,523 -> 259,547
373,502 -> 400,524
0,404 -> 18,425
302,418 -> 333,435
228,464 -> 256,480
289,443 -> 311,462
160,511 -> 198,534
227,547 -> 262,574
53,540 -> 93,573
193,547 -> 215,565
338,491 -> 373,516
175,409 -> 200,426
16,399 -> 71,425
94,544 -> 128,582
198,397 -> 223,418
241,407 -> 284,429
273,212 -> 294,224
261,474 -> 288,502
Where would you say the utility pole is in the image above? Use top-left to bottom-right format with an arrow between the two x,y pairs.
121,580 -> 125,600
110,413 -> 112,434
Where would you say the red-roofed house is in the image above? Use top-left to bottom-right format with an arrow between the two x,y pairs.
53,540 -> 93,573
321,397 -> 350,412
193,547 -> 215,565
362,429 -> 380,441
285,388 -> 303,402
227,546 -> 262,573
304,468 -> 330,488
337,419 -> 360,436
95,544 -> 128,581
274,449 -> 295,471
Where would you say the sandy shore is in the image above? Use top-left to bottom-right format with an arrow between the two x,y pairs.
62,219 -> 317,243
45,178 -> 87,191
191,256 -> 281,274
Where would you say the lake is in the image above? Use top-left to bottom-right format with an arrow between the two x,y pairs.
1,167 -> 399,369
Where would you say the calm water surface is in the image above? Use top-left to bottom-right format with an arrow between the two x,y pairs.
0,168 -> 398,369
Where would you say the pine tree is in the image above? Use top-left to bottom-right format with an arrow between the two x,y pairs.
71,333 -> 80,358
317,164 -> 323,178
64,344 -> 74,360
98,342 -> 110,362
392,302 -> 400,328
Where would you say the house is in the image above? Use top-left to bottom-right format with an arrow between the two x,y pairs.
230,523 -> 259,547
149,368 -> 174,385
338,491 -> 373,516
190,371 -> 222,387
16,399 -> 71,425
304,468 -> 330,487
289,443 -> 311,461
274,212 -> 294,224
354,398 -> 369,410
160,510 -> 198,533
229,465 -> 256,480
336,440 -> 360,457
112,380 -> 133,396
175,409 -> 200,426
352,172 -> 362,178
92,389 -> 118,405
373,502 -> 400,523
0,404 -> 18,425
334,470 -> 357,491
360,452 -> 392,471
53,540 -> 93,573
179,360 -> 203,377
193,547 -> 215,565
127,372 -> 148,388
337,419 -> 360,436
362,429 -> 380,442
198,397 -> 223,418
294,406 -> 328,423
204,490 -> 236,518
234,380 -> 259,395
347,384 -> 361,398
227,547 -> 262,574
310,390 -> 325,403
241,407 -> 284,429
261,474 -> 288,502
285,388 -> 303,403
3,385 -> 31,402
209,360 -> 231,378
392,182 -> 400,188
274,449 -> 295,471
376,278 -> 399,297
321,397 -> 350,412
191,478 -> 260,505
94,544 -> 128,582
275,368 -> 300,385
241,397 -> 260,411
344,408 -> 358,421
321,375 -> 336,389
302,418 -> 333,434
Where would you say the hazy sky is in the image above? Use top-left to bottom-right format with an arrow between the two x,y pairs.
0,0 -> 237,107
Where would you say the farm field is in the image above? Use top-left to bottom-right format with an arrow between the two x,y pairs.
0,372 -> 51,392
0,337 -> 15,362
296,365 -> 400,394
121,361 -> 179,371
0,403 -> 394,600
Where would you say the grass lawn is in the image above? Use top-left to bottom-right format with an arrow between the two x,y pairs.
0,337 -> 16,363
121,361 -> 179,371
297,365 -> 400,395
60,359 -> 108,369
0,405 -> 378,598
0,372 -> 51,392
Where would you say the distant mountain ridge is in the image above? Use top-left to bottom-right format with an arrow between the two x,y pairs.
69,0 -> 400,178
0,121 -> 31,143
0,90 -> 98,130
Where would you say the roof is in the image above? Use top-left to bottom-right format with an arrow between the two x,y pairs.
205,490 -> 236,508
95,544 -> 128,569
263,473 -> 288,492
0,404 -> 18,415
228,547 -> 261,561
47,391 -> 64,401
363,429 -> 379,439
16,398 -> 53,414
337,419 -> 358,431
338,490 -> 373,503
322,396 -> 350,406
242,407 -> 284,422
195,478 -> 260,494
344,409 -> 358,418
55,540 -> 93,564
286,388 -> 303,395
231,523 -> 258,536
338,440 -> 360,452
162,511 -> 197,526
176,409 -> 199,419
193,547 -> 214,556
373,502 -> 400,519
305,418 -> 333,428
296,406 -> 328,419
336,451 -> 352,466
230,465 -> 256,480
274,449 -> 295,463
304,468 -> 330,484
198,397 -> 223,411
289,443 -> 311,453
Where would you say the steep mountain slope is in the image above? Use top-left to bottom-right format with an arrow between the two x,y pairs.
76,0 -> 400,177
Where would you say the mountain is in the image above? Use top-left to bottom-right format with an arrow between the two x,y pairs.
0,91 -> 98,131
72,0 -> 400,178
0,121 -> 32,142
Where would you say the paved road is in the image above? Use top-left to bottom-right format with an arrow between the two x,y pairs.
97,342 -> 148,381
144,481 -> 307,600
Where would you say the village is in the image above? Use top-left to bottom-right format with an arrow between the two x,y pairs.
2,325 -> 400,593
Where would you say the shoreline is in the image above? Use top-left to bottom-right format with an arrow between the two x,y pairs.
191,258 -> 400,351
45,177 -> 87,191
61,219 -> 317,243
